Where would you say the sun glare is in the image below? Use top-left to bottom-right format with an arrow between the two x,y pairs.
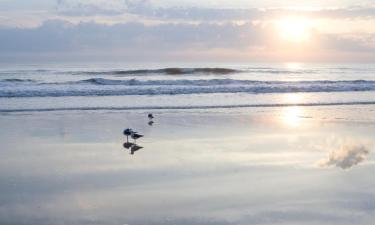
277,17 -> 313,43
282,106 -> 303,127
284,93 -> 304,104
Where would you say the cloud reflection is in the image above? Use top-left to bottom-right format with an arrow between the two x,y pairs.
318,144 -> 370,169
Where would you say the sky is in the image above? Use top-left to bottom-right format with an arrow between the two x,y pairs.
0,0 -> 374,62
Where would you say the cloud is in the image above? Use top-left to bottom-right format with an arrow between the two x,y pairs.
123,0 -> 151,11
317,5 -> 375,19
126,6 -> 263,21
56,0 -> 128,16
318,144 -> 370,169
0,20 -> 266,52
318,33 -> 375,53
55,0 -> 153,16
53,1 -> 375,21
121,4 -> 375,21
0,19 -> 374,62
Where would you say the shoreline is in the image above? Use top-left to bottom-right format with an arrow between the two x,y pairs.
1,100 -> 375,113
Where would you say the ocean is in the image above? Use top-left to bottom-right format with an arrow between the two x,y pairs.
0,63 -> 375,112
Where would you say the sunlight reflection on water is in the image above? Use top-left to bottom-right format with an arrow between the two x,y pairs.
281,93 -> 305,126
282,106 -> 304,127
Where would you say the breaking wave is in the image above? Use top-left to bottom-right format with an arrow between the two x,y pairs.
1,78 -> 375,97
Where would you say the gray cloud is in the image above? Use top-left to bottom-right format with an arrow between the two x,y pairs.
117,4 -> 375,21
319,144 -> 370,169
0,19 -> 373,62
319,33 -> 375,52
0,20 -> 266,53
138,7 -> 375,21
53,0 -> 375,21
56,0 -> 128,16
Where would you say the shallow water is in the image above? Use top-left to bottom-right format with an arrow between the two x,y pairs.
0,107 -> 374,225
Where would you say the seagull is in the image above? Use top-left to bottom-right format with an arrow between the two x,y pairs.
131,132 -> 144,143
123,128 -> 133,141
130,144 -> 143,155
148,113 -> 154,120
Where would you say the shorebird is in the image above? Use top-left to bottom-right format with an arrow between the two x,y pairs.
148,113 -> 154,120
131,132 -> 143,143
123,128 -> 133,141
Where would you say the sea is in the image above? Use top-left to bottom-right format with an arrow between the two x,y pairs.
1,62 -> 375,113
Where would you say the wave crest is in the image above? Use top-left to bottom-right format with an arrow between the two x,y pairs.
76,67 -> 240,76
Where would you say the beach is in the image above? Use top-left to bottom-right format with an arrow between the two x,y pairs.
1,0 -> 375,223
1,106 -> 374,225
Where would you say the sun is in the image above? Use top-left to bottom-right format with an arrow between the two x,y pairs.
277,17 -> 313,43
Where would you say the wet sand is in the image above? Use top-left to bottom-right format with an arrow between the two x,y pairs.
0,106 -> 374,225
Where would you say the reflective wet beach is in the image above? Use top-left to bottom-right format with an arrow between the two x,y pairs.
0,106 -> 374,225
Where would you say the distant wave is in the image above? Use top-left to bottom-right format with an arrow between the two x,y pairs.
79,78 -> 259,86
71,67 -> 324,75
66,67 -> 375,76
3,66 -> 375,77
1,101 -> 375,113
1,78 -> 35,82
75,67 -> 240,76
0,69 -> 51,76
1,79 -> 375,97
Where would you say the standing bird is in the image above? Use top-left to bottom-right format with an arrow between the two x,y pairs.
123,128 -> 133,141
148,113 -> 154,120
131,132 -> 144,143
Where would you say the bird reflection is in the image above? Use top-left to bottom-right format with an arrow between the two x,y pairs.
130,144 -> 143,155
148,121 -> 154,126
123,142 -> 134,149
123,141 -> 144,155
